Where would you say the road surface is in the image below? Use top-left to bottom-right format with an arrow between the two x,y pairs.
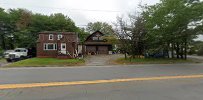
1,64 -> 203,100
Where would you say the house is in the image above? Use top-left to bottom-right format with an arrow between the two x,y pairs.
83,31 -> 112,55
37,31 -> 78,59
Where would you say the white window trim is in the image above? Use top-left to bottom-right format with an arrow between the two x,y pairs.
61,43 -> 66,50
57,34 -> 63,40
44,43 -> 57,50
49,34 -> 54,40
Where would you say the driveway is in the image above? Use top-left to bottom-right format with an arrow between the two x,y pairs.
188,55 -> 203,62
85,54 -> 123,66
0,59 -> 8,67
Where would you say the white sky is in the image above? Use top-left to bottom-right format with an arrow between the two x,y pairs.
0,0 -> 202,40
0,0 -> 159,26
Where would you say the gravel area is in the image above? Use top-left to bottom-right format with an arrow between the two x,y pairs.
85,54 -> 123,66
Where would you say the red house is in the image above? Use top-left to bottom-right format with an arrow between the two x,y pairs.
37,31 -> 78,59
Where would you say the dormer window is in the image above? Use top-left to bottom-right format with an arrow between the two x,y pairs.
58,34 -> 63,40
49,34 -> 54,40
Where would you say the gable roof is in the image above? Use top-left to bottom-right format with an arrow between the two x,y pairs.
84,30 -> 104,42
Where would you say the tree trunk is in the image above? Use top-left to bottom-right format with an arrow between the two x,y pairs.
172,43 -> 174,58
184,40 -> 187,60
124,52 -> 127,59
180,44 -> 184,59
176,43 -> 180,59
0,35 -> 6,50
167,43 -> 170,58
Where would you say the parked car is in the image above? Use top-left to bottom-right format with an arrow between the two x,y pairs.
3,50 -> 14,56
4,48 -> 29,62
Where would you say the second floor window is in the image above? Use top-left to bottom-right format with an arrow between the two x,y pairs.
49,34 -> 54,40
58,34 -> 63,40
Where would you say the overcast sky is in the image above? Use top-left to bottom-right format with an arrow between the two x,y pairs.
0,0 -> 159,26
0,0 -> 202,40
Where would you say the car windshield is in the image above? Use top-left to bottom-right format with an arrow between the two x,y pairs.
15,49 -> 23,52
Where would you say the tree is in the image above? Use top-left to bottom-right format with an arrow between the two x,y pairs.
114,14 -> 146,59
143,0 -> 203,59
76,28 -> 90,42
86,22 -> 114,35
49,13 -> 78,32
0,8 -> 84,49
0,8 -> 15,50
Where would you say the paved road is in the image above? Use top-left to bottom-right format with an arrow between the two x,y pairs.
1,78 -> 203,100
1,63 -> 203,100
1,64 -> 203,84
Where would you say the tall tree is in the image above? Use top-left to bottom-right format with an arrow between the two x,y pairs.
0,8 -> 83,49
144,0 -> 203,59
86,22 -> 114,35
114,14 -> 146,59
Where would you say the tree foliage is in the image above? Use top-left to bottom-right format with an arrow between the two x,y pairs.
143,0 -> 203,59
114,14 -> 146,59
86,22 -> 114,35
0,8 -> 85,49
114,0 -> 203,59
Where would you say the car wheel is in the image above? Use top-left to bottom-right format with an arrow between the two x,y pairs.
20,56 -> 26,60
6,59 -> 12,62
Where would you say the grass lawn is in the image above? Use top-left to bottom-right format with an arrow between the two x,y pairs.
0,58 -> 6,63
115,57 -> 199,65
5,58 -> 85,67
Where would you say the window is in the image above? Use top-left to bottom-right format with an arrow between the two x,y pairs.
92,37 -> 98,40
44,43 -> 57,50
62,45 -> 66,49
57,34 -> 63,40
49,34 -> 54,40
15,49 -> 27,52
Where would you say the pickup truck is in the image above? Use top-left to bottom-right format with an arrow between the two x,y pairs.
4,48 -> 29,62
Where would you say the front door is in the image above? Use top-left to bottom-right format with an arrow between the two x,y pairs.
61,43 -> 66,54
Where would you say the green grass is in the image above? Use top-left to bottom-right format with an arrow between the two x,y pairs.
0,58 -> 6,62
115,58 -> 198,64
5,58 -> 85,67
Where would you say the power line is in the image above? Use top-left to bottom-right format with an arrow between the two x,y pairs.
76,25 -> 88,26
0,3 -> 122,13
